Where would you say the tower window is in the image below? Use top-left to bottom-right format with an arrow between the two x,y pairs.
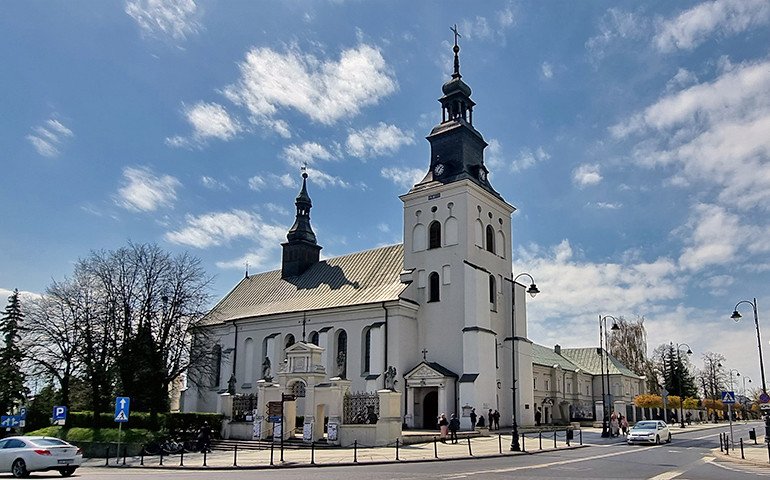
489,274 -> 496,310
428,272 -> 440,302
486,225 -> 495,253
429,221 -> 441,249
363,328 -> 372,373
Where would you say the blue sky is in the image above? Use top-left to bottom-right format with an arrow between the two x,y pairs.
2,0 -> 770,389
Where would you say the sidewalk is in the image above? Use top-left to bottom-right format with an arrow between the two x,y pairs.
713,430 -> 770,467
83,432 -> 582,470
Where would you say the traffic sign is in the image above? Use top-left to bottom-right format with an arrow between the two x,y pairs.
761,403 -> 770,411
114,396 -> 130,423
268,415 -> 282,423
53,406 -> 68,421
759,392 -> 770,403
721,391 -> 736,404
18,407 -> 27,420
1,416 -> 11,427
2,415 -> 24,428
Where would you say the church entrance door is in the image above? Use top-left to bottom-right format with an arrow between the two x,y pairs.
422,390 -> 438,429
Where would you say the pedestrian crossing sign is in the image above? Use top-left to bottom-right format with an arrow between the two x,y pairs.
721,391 -> 736,404
115,410 -> 128,422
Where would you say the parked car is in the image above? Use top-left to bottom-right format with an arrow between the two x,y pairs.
627,420 -> 672,445
0,436 -> 83,478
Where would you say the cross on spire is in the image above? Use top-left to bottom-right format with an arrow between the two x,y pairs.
299,312 -> 307,342
450,24 -> 461,46
421,348 -> 428,361
450,24 -> 462,78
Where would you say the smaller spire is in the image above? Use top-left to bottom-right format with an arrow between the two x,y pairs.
450,24 -> 462,79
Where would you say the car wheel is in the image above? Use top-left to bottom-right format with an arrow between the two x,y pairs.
11,458 -> 29,478
655,435 -> 660,445
666,434 -> 672,443
59,467 -> 77,477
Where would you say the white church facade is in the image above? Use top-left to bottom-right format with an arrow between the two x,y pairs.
181,40 -> 643,433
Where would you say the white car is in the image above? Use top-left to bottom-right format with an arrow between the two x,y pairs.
0,436 -> 83,478
627,420 -> 672,445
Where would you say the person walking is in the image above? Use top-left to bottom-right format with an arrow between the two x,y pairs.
488,409 -> 494,431
620,415 -> 629,436
469,408 -> 477,429
449,414 -> 460,444
438,413 -> 449,443
610,412 -> 619,437
493,410 -> 500,430
535,407 -> 542,426
197,421 -> 212,453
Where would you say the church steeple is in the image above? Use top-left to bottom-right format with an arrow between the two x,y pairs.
411,26 -> 498,198
281,169 -> 322,279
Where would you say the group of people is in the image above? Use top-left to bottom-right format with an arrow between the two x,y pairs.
437,413 -> 461,443
608,412 -> 629,437
437,407 -> 502,443
466,408 -> 500,429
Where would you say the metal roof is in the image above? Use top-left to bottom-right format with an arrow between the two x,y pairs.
202,244 -> 407,325
561,347 -> 644,379
531,344 -> 581,372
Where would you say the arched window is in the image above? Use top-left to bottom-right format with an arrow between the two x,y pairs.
211,344 -> 222,387
290,380 -> 307,398
336,330 -> 347,378
486,225 -> 495,253
428,272 -> 440,302
474,219 -> 484,247
363,328 -> 372,373
284,334 -> 295,358
489,274 -> 496,309
496,230 -> 505,258
309,331 -> 319,346
244,337 -> 254,383
445,216 -> 458,245
429,221 -> 441,249
412,223 -> 426,252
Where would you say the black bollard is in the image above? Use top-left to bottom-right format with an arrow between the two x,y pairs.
498,433 -> 502,454
203,449 -> 208,466
311,441 -> 315,465
179,449 -> 184,467
740,438 -> 744,459
467,437 -> 473,456
539,431 -> 542,450
122,445 -> 127,466
434,436 -> 438,458
725,435 -> 729,455
354,440 -> 358,463
159,449 -> 164,466
395,438 -> 400,461
140,449 -> 144,466
105,446 -> 110,466
270,441 -> 274,466
566,429 -> 570,447
580,429 -> 583,445
233,445 -> 237,467
522,432 -> 526,452
554,430 -> 557,449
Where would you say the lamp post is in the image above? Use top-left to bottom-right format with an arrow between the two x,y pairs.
743,376 -> 752,421
727,368 -> 740,448
731,299 -> 769,432
599,315 -> 620,437
509,273 -> 539,452
670,342 -> 692,428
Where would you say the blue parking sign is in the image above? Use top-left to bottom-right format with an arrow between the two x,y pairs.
53,405 -> 67,421
18,407 -> 27,420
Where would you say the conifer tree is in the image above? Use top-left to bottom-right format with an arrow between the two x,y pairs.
0,289 -> 28,414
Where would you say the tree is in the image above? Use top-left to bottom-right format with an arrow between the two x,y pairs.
661,343 -> 698,398
634,394 -> 662,409
0,289 -> 28,414
608,316 -> 658,392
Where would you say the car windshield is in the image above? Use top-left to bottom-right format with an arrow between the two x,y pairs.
633,422 -> 657,430
31,438 -> 68,446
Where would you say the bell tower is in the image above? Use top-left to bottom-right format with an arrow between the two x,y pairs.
400,29 -> 518,428
281,170 -> 322,279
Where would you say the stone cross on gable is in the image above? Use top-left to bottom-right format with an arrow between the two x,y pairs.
421,348 -> 428,361
299,312 -> 307,342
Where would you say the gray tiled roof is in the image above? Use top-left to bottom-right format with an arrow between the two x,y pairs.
561,347 -> 644,379
531,344 -> 580,371
202,244 -> 407,325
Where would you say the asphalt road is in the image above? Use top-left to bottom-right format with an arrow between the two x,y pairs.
6,423 -> 769,480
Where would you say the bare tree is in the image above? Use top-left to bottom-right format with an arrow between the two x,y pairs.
608,315 -> 657,391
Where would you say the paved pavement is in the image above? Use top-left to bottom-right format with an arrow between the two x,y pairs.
82,420 -> 770,471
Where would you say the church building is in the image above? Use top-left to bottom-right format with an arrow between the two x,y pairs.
182,39 -> 538,430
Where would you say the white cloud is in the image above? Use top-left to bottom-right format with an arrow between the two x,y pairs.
165,209 -> 286,249
26,118 -> 74,157
666,68 -> 698,91
572,164 -> 603,187
511,147 -> 550,172
200,175 -> 228,190
380,167 -> 425,190
265,203 -> 290,216
585,8 -> 647,63
223,44 -> 396,133
654,0 -> 770,52
595,202 -> 622,210
459,4 -> 516,42
167,102 -> 241,147
541,62 -> 553,79
248,175 -> 266,191
304,167 -> 349,189
282,142 -> 334,168
346,123 -> 414,158
613,58 -> 770,212
115,166 -> 180,212
125,0 -> 201,40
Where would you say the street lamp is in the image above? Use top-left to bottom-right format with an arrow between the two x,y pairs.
743,376 -> 753,420
599,315 -> 620,437
670,342 -> 692,428
731,298 -> 770,434
509,273 -> 539,452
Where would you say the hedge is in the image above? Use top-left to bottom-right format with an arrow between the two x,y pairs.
41,411 -> 223,434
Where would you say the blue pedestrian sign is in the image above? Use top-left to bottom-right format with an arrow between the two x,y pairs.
721,391 -> 736,404
114,396 -> 130,423
53,406 -> 68,421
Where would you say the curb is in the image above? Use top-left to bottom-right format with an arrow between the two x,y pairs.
710,447 -> 770,469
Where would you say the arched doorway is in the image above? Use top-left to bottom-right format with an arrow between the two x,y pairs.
422,391 -> 438,429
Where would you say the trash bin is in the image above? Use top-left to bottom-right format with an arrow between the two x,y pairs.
749,429 -> 756,440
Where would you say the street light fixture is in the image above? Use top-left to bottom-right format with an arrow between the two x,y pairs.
509,273 -> 539,452
670,342 -> 692,428
730,298 -> 770,434
599,315 -> 620,438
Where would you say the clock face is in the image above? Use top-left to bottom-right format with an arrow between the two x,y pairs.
433,163 -> 445,176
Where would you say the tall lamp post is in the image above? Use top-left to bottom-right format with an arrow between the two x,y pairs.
509,273 -> 539,452
743,376 -> 752,420
670,342 -> 692,428
730,298 -> 770,434
599,315 -> 620,437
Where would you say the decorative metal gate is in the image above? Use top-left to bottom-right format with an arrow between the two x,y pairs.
343,391 -> 380,424
232,393 -> 258,422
